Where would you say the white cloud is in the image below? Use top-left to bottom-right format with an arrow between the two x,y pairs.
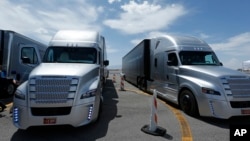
147,31 -> 168,38
106,46 -> 119,53
104,1 -> 187,34
222,58 -> 241,70
210,32 -> 250,54
108,0 -> 121,4
0,0 -> 102,43
199,33 -> 210,39
209,32 -> 250,69
130,31 -> 167,45
130,39 -> 142,45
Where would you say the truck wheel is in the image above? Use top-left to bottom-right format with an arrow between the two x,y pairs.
179,90 -> 199,117
137,77 -> 141,89
141,78 -> 147,91
0,102 -> 6,112
102,76 -> 106,86
96,99 -> 102,122
0,106 -> 4,112
6,83 -> 15,96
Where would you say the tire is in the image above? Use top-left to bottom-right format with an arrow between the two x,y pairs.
137,77 -> 141,89
0,102 -> 6,112
102,76 -> 106,86
7,83 -> 15,96
0,106 -> 4,112
3,82 -> 15,97
141,78 -> 147,91
179,90 -> 199,117
95,98 -> 102,122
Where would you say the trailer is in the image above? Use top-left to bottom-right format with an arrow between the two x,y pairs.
13,30 -> 109,129
122,39 -> 151,90
0,30 -> 47,96
122,35 -> 250,119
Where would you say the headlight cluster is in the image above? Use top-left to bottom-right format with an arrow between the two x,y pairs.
201,87 -> 221,95
14,90 -> 26,100
80,89 -> 97,99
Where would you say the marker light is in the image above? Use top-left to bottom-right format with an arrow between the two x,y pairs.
88,105 -> 94,120
13,107 -> 19,123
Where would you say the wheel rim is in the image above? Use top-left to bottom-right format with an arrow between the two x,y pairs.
7,84 -> 15,95
181,95 -> 191,112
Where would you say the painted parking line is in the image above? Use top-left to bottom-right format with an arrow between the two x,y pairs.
126,89 -> 193,141
163,101 -> 193,141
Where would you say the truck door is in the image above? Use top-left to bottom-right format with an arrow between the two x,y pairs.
164,52 -> 179,102
16,45 -> 41,83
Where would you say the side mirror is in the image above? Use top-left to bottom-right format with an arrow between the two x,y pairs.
104,60 -> 109,66
167,60 -> 178,66
220,62 -> 223,66
167,60 -> 173,66
22,57 -> 31,64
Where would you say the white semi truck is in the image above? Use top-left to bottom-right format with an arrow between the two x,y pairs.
13,30 -> 109,129
122,35 -> 250,119
0,30 -> 47,96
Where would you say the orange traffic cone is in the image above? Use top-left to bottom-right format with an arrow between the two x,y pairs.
120,74 -> 125,91
112,74 -> 116,83
141,89 -> 166,136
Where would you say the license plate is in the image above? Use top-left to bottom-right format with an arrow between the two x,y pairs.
241,109 -> 250,115
44,118 -> 56,124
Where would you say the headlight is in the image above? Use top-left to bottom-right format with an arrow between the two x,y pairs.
14,90 -> 26,100
202,87 -> 221,95
80,89 -> 97,99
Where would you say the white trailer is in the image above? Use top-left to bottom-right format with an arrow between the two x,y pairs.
13,30 -> 109,129
0,30 -> 47,96
123,35 -> 250,119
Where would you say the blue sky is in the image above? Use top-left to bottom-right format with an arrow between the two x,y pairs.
1,0 -> 250,69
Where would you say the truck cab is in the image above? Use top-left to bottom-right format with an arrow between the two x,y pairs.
123,34 -> 250,119
151,35 -> 250,119
13,30 -> 109,129
0,30 -> 46,96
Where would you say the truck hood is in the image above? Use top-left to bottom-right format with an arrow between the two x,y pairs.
30,63 -> 99,77
180,65 -> 246,78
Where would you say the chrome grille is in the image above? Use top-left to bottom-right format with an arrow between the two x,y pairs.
222,76 -> 250,98
29,76 -> 78,104
36,79 -> 72,86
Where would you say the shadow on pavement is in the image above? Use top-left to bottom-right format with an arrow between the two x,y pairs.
11,79 -> 118,141
195,115 -> 250,129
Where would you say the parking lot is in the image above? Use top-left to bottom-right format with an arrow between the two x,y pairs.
1,70 -> 250,141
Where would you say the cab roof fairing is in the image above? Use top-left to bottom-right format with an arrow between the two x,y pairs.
49,30 -> 102,48
153,34 -> 212,51
48,41 -> 101,49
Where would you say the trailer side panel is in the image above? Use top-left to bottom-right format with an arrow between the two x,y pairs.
122,39 -> 151,87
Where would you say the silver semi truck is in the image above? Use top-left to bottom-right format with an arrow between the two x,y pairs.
13,30 -> 109,129
0,30 -> 47,96
122,35 -> 250,119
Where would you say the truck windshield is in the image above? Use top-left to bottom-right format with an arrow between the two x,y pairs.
43,47 -> 97,64
179,51 -> 220,66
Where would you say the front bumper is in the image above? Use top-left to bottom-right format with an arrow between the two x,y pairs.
13,102 -> 97,130
199,98 -> 250,119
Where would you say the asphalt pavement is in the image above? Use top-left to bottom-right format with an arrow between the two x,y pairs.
0,72 -> 183,141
